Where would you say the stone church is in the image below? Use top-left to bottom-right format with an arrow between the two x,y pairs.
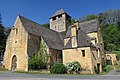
3,9 -> 104,74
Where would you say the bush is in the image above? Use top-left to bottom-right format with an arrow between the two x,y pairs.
28,56 -> 47,70
66,61 -> 81,74
104,65 -> 113,72
50,63 -> 67,74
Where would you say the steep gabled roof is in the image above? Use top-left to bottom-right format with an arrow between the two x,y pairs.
50,9 -> 71,18
63,38 -> 72,49
64,29 -> 95,49
18,16 -> 64,50
58,31 -> 66,42
79,19 -> 99,33
65,25 -> 72,38
77,30 -> 93,47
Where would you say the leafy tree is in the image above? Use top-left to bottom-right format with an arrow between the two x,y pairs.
98,10 -> 120,27
4,27 -> 11,37
38,40 -> 49,64
0,14 -> 5,57
102,23 -> 120,51
42,23 -> 49,28
71,19 -> 75,24
78,14 -> 98,22
28,40 -> 49,70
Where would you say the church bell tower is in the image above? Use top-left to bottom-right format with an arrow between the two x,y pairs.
50,9 -> 71,32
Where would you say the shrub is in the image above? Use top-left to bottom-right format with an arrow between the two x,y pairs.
104,65 -> 113,72
28,56 -> 47,70
28,41 -> 49,70
50,63 -> 67,74
66,61 -> 81,74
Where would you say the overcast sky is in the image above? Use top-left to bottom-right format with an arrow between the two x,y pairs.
0,0 -> 120,27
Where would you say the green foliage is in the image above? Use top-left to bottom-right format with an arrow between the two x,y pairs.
4,27 -> 11,37
42,23 -> 49,28
79,14 -> 98,22
66,61 -> 81,74
0,14 -> 5,56
50,63 -> 67,74
71,19 -> 75,24
101,24 -> 120,51
115,51 -> 120,60
28,40 -> 49,70
103,65 -> 113,72
28,55 -> 47,70
0,66 -> 8,71
98,10 -> 120,26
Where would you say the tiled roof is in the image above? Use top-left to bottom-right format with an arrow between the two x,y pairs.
65,25 -> 72,38
64,29 -> 95,49
79,19 -> 99,33
50,9 -> 71,18
19,16 -> 64,50
77,30 -> 93,47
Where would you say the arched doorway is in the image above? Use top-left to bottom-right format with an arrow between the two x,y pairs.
11,55 -> 17,71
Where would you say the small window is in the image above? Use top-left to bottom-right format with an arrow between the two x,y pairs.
15,41 -> 17,43
81,50 -> 85,57
16,28 -> 18,34
52,17 -> 56,21
58,14 -> 62,18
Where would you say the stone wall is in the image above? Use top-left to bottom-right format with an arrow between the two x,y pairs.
106,53 -> 118,65
50,14 -> 71,32
63,47 -> 95,74
3,16 -> 28,71
27,34 -> 40,56
49,49 -> 62,64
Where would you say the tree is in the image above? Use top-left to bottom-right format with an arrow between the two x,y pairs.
78,14 -> 98,22
0,13 -> 5,57
71,19 -> 75,24
102,24 -> 120,51
42,23 -> 49,28
38,39 -> 49,64
28,39 -> 49,70
4,27 -> 11,37
98,10 -> 120,26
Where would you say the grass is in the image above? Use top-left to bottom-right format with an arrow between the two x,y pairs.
15,70 -> 50,74
0,66 -> 8,71
14,64 -> 120,75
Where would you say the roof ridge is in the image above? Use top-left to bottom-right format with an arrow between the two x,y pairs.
17,15 -> 64,50
51,9 -> 68,18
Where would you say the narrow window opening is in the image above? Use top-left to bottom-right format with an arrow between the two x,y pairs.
16,28 -> 18,34
15,41 -> 17,43
81,50 -> 85,57
52,17 -> 56,21
58,14 -> 62,18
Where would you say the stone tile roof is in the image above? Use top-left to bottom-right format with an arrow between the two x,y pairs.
77,30 -> 94,47
63,38 -> 72,49
64,29 -> 95,49
58,31 -> 66,42
19,16 -> 64,50
79,19 -> 99,33
50,9 -> 71,18
65,25 -> 72,38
